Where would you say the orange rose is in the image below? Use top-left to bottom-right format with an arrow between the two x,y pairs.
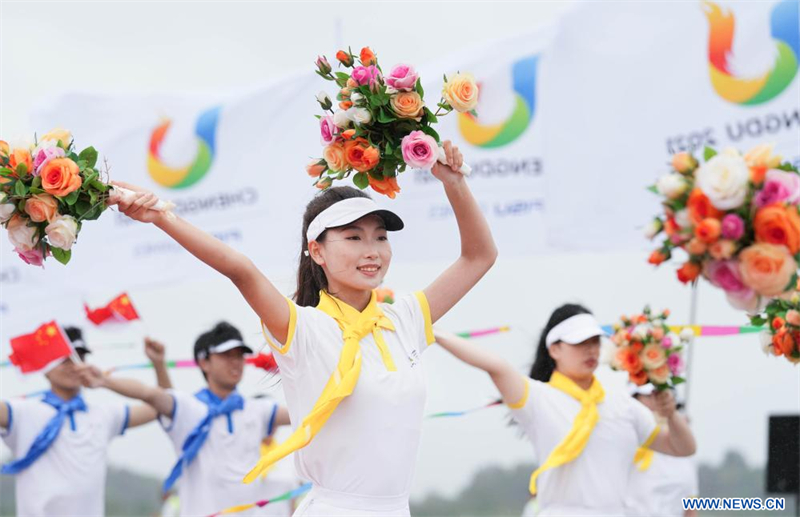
648,364 -> 671,385
315,177 -> 333,190
322,143 -> 348,173
23,194 -> 59,223
359,47 -> 376,66
631,342 -> 644,354
641,344 -> 667,369
686,238 -> 708,255
664,217 -> 679,237
336,50 -> 354,67
671,152 -> 697,174
41,158 -> 82,197
306,161 -> 326,178
615,347 -> 642,373
341,129 -> 356,140
772,317 -> 785,330
750,165 -> 768,185
339,101 -> 354,110
389,92 -> 424,120
442,72 -> 478,112
754,204 -> 800,254
709,239 -> 736,260
694,218 -> 721,244
648,250 -> 668,265
344,138 -> 379,173
0,140 -> 8,157
772,329 -> 794,356
368,175 -> 401,199
677,262 -> 701,284
739,243 -> 797,296
687,188 -> 723,225
629,369 -> 648,386
8,148 -> 33,175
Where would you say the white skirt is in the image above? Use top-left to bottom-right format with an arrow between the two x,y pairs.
293,486 -> 410,517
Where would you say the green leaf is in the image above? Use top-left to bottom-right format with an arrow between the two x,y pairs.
424,108 -> 438,124
671,377 -> 686,386
64,190 -> 80,206
415,78 -> 424,98
31,176 -> 42,189
353,172 -> 369,190
51,247 -> 71,265
14,180 -> 27,197
15,163 -> 28,176
703,146 -> 717,161
749,315 -> 767,326
89,179 -> 108,192
78,147 -> 98,168
377,109 -> 396,123
420,125 -> 441,143
0,167 -> 14,177
647,185 -> 658,194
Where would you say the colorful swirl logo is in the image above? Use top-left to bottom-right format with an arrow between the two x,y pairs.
703,0 -> 799,105
458,55 -> 539,148
147,106 -> 221,189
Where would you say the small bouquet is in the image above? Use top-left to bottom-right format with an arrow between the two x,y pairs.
646,144 -> 800,312
751,295 -> 800,364
609,307 -> 688,390
308,46 -> 478,198
0,129 -> 172,266
0,129 -> 111,266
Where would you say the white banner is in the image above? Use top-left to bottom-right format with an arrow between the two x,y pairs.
541,0 -> 800,250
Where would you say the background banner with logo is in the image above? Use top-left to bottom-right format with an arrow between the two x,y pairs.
7,0 -> 799,310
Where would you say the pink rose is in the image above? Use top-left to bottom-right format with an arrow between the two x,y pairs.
401,131 -> 438,170
32,142 -> 66,176
667,353 -> 683,376
319,116 -> 338,146
721,214 -> 745,240
385,64 -> 419,91
754,180 -> 792,208
351,66 -> 382,90
705,259 -> 753,299
661,337 -> 673,349
787,309 -> 800,326
764,169 -> 800,204
15,246 -> 47,267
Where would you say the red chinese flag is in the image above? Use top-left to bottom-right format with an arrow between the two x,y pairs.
85,293 -> 140,325
247,353 -> 278,372
9,321 -> 73,374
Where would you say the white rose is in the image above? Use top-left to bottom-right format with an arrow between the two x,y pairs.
759,332 -> 775,356
633,325 -> 649,340
695,148 -> 750,210
351,92 -> 364,104
7,216 -> 38,251
675,209 -> 691,228
0,194 -> 15,223
644,219 -> 663,239
346,107 -> 372,126
679,327 -> 695,342
332,110 -> 352,129
316,91 -> 330,104
656,173 -> 689,199
45,215 -> 78,250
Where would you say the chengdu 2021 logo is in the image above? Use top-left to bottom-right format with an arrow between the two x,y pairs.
147,106 -> 221,189
703,0 -> 799,106
458,55 -> 539,148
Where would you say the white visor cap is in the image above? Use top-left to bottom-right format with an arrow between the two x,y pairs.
306,197 -> 404,243
545,313 -> 607,348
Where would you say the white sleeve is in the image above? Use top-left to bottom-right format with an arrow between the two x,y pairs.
628,395 -> 660,446
507,378 -> 542,441
248,398 -> 280,438
100,402 -> 131,442
382,292 -> 435,356
157,390 -> 205,449
0,400 -> 23,454
261,298 -> 329,378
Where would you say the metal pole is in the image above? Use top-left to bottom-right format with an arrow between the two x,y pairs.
683,283 -> 699,410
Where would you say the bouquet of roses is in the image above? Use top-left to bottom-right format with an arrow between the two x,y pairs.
609,307 -> 688,390
646,144 -> 800,312
307,46 -> 478,198
751,295 -> 800,364
0,129 -> 172,266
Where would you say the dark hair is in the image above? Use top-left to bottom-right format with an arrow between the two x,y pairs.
194,321 -> 244,379
63,326 -> 89,359
295,186 -> 371,307
528,304 -> 592,382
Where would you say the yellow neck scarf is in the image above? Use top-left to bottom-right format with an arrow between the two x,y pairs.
244,290 -> 395,483
527,371 -> 605,495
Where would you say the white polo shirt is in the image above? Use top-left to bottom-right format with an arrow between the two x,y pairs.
265,292 -> 434,501
626,451 -> 698,517
1,396 -> 129,517
159,390 -> 283,516
510,378 -> 659,517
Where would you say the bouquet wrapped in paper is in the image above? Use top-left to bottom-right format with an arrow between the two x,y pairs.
308,46 -> 478,198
